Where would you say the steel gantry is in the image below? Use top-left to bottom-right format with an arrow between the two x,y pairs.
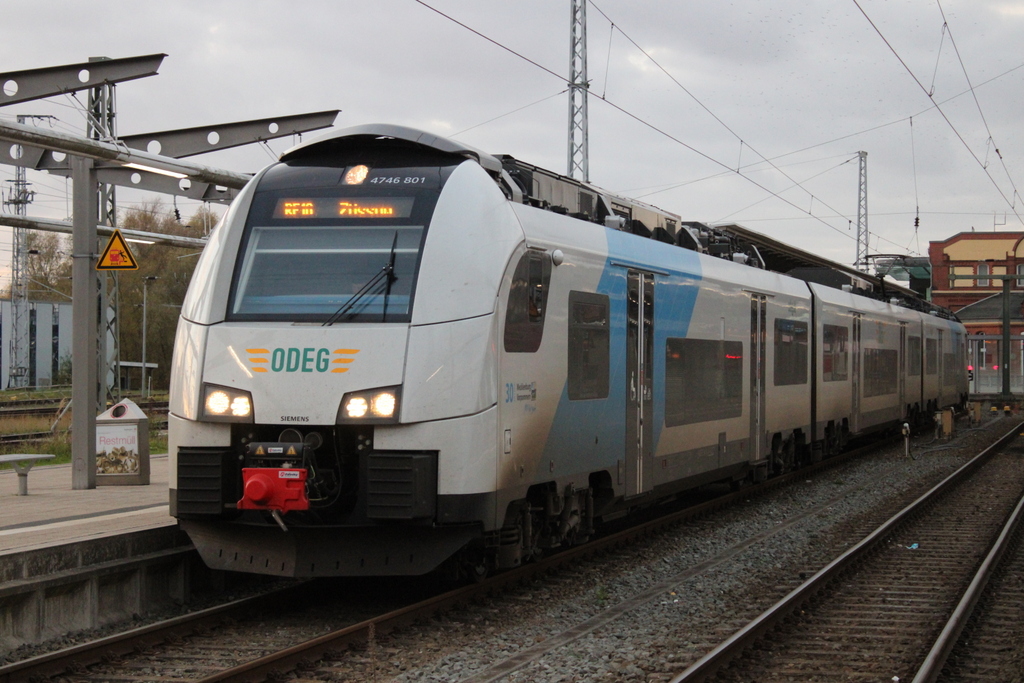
0,54 -> 338,488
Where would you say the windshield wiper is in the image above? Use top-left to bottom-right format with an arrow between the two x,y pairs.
380,231 -> 399,322
322,232 -> 399,326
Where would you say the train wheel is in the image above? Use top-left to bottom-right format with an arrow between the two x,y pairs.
458,551 -> 491,583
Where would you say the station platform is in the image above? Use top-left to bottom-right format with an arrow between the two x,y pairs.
0,454 -> 175,556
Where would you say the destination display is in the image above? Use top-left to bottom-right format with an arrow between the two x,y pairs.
274,197 -> 415,219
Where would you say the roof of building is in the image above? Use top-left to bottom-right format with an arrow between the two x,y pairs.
955,291 -> 1024,322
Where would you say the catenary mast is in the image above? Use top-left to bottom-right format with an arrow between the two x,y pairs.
567,0 -> 589,182
856,150 -> 868,271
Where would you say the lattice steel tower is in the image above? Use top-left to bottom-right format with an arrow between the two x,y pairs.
567,0 -> 589,182
856,150 -> 869,271
3,115 -> 35,387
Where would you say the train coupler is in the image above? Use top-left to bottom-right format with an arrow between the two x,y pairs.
237,467 -> 309,515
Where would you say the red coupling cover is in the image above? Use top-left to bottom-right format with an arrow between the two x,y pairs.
238,468 -> 309,512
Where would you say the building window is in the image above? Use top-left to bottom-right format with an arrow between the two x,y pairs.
977,263 -> 990,287
1016,264 -> 1024,287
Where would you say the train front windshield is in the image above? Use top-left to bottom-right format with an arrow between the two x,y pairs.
228,161 -> 451,323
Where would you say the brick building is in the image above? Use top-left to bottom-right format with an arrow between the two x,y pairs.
929,231 -> 1024,334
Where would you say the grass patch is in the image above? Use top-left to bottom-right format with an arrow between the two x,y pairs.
0,432 -> 168,469
0,410 -> 168,470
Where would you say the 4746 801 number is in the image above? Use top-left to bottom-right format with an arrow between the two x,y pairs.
369,176 -> 427,185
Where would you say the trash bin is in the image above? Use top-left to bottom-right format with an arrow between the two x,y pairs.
96,398 -> 150,485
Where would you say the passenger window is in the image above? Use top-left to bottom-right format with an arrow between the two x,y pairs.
774,318 -> 808,386
908,336 -> 922,376
665,338 -> 743,426
926,338 -> 938,375
504,251 -> 552,353
864,348 -> 899,396
568,292 -> 609,400
822,324 -> 849,382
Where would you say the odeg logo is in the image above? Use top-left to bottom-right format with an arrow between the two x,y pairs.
246,348 -> 359,374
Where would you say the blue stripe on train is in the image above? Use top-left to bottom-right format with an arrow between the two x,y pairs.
541,230 -> 703,478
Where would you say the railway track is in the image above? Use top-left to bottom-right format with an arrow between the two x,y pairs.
0,401 -> 168,448
0,400 -> 167,419
935,491 -> 1024,682
1,429 -> 885,682
671,420 -> 1024,683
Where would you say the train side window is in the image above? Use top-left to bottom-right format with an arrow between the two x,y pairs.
504,251 -> 552,353
907,335 -> 922,376
774,318 -> 808,386
864,348 -> 899,397
665,338 -> 743,426
925,338 -> 938,375
568,292 -> 610,400
822,324 -> 849,382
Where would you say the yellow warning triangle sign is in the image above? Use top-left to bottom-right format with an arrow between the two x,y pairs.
286,446 -> 298,456
96,229 -> 139,270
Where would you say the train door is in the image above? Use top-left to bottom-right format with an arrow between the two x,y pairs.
851,314 -> 861,433
749,294 -> 767,460
625,271 -> 654,498
899,322 -> 907,417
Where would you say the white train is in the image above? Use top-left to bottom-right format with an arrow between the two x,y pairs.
168,124 -> 968,578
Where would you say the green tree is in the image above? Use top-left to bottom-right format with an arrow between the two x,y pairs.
114,202 -> 215,391
0,231 -> 73,301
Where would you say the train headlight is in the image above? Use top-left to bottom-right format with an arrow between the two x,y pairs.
338,386 -> 401,423
201,384 -> 254,423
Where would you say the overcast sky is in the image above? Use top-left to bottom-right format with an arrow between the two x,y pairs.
3,0 -> 1023,277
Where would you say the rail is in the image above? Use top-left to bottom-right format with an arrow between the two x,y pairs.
668,419 -> 1024,683
0,431 -> 886,682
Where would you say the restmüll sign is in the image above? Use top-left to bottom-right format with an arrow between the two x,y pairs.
95,398 -> 151,485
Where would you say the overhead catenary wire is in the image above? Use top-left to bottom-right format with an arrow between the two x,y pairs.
454,89 -> 569,136
935,0 -> 1023,211
413,0 -> 863,247
852,0 -> 1024,228
588,1 -> 857,232
715,155 -> 860,223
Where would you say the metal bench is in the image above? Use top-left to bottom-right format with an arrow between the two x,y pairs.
0,454 -> 56,495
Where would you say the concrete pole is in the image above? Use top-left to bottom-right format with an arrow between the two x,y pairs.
71,156 -> 98,490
